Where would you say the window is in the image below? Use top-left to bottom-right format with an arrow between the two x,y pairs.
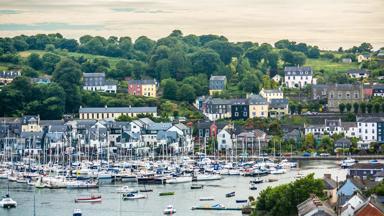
235,112 -> 239,117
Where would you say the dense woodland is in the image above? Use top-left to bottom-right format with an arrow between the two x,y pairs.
0,30 -> 383,120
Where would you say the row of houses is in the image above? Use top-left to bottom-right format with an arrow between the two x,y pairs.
304,117 -> 384,149
196,88 -> 288,121
0,115 -> 193,157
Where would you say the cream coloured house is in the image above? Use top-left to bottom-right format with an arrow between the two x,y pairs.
259,88 -> 284,102
248,94 -> 269,118
79,106 -> 157,120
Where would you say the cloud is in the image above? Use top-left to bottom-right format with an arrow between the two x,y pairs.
0,22 -> 103,31
0,10 -> 21,14
111,8 -> 169,14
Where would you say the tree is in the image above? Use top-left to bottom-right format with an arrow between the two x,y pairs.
353,102 -> 359,114
374,103 -> 381,113
27,53 -> 43,70
162,79 -> 178,100
297,104 -> 303,114
339,103 -> 346,113
358,42 -> 373,53
189,49 -> 223,76
303,133 -> 315,150
360,102 -> 366,114
307,46 -> 320,58
280,49 -> 306,66
240,72 -> 261,93
177,84 -> 196,103
134,36 -> 155,54
367,103 -> 373,113
42,53 -> 61,74
346,103 -> 352,112
290,103 -> 297,114
204,40 -> 242,65
52,58 -> 82,113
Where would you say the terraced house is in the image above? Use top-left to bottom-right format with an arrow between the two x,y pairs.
127,79 -> 157,97
79,106 -> 158,120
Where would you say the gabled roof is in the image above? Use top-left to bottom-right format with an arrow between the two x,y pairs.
284,66 -> 313,76
127,79 -> 156,85
350,163 -> 384,170
147,122 -> 172,131
354,196 -> 384,216
83,72 -> 105,77
297,194 -> 336,216
209,76 -> 226,81
248,95 -> 268,105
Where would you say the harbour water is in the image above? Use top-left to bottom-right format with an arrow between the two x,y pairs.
1,160 -> 347,216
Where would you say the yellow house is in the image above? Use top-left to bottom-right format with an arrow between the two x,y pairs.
248,95 -> 269,118
21,115 -> 42,132
79,106 -> 158,120
128,79 -> 157,97
142,82 -> 157,97
259,88 -> 284,102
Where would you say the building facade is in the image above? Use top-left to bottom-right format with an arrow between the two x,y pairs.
79,106 -> 158,120
0,70 -> 21,84
259,88 -> 284,102
248,94 -> 269,118
284,66 -> 315,88
127,79 -> 157,97
209,76 -> 226,95
231,99 -> 249,120
83,73 -> 117,93
203,98 -> 232,121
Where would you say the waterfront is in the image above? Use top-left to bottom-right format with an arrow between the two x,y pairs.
0,160 -> 348,216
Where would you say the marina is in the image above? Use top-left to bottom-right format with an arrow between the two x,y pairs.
0,159 -> 349,216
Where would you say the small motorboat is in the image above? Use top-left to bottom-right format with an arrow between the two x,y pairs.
225,192 -> 235,198
270,169 -> 286,175
116,186 -> 137,193
159,192 -> 175,196
75,194 -> 102,203
163,205 -> 176,215
199,197 -> 215,201
249,183 -> 257,190
122,192 -> 146,200
236,199 -> 248,203
191,184 -> 203,189
340,157 -> 357,168
250,178 -> 263,184
0,194 -> 17,208
73,208 -> 82,216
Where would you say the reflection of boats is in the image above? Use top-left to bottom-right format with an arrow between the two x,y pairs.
250,178 -> 263,184
163,205 -> 176,215
116,186 -> 137,193
267,178 -> 278,182
122,192 -> 146,200
191,184 -> 203,189
0,194 -> 17,208
249,183 -> 257,190
139,189 -> 153,193
73,209 -> 82,216
167,176 -> 192,184
236,199 -> 247,203
225,192 -> 235,197
199,197 -> 215,201
67,180 -> 98,189
75,195 -> 102,203
159,192 -> 175,196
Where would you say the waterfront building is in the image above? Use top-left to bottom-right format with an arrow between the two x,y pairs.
373,85 -> 384,97
79,106 -> 157,120
21,115 -> 41,132
284,66 -> 316,88
348,163 -> 384,179
127,79 -> 157,97
209,75 -> 226,95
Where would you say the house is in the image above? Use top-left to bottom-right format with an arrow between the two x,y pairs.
357,53 -> 371,63
363,84 -> 373,99
209,76 -> 226,95
283,129 -> 302,143
347,69 -> 370,79
79,106 -> 157,120
337,178 -> 364,206
357,117 -> 381,146
83,72 -> 117,93
31,76 -> 51,85
354,196 -> 384,216
373,85 -> 384,97
196,120 -> 228,140
297,194 -> 336,216
272,74 -> 282,83
236,129 -> 267,152
259,88 -> 284,102
312,84 -> 364,112
217,128 -> 234,150
21,115 -> 41,132
127,79 -> 157,97
268,98 -> 288,118
334,138 -> 352,150
0,70 -> 21,84
202,97 -> 232,121
340,193 -> 366,216
248,94 -> 268,118
284,66 -> 316,88
323,174 -> 338,205
348,163 -> 384,179
231,99 -> 249,120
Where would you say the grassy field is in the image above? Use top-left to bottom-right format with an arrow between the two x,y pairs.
305,58 -> 359,72
18,50 -> 125,68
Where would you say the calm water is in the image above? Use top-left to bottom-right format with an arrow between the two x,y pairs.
0,160 -> 347,216
1,0 -> 384,49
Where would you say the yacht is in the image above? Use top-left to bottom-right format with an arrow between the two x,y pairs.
73,209 -> 82,216
0,194 -> 17,208
122,192 -> 146,200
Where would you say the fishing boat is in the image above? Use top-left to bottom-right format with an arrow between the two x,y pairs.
0,194 -> 17,208
116,186 -> 137,193
199,197 -> 215,201
159,192 -> 175,196
250,177 -> 263,184
225,192 -> 235,197
249,183 -> 257,190
122,192 -> 146,200
166,176 -> 192,184
73,209 -> 82,216
191,184 -> 204,189
163,205 -> 176,215
236,199 -> 248,203
74,194 -> 102,203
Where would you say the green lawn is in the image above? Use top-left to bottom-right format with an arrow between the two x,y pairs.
305,58 -> 359,72
19,50 -> 126,68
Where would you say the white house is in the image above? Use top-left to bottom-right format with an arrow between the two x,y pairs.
259,88 -> 284,102
357,117 -> 378,145
217,129 -> 234,150
284,66 -> 316,88
340,193 -> 366,216
83,73 -> 117,93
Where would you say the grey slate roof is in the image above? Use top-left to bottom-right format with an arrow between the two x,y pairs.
0,70 -> 21,79
347,69 -> 369,75
79,107 -> 157,114
248,95 -> 268,105
269,98 -> 288,108
357,117 -> 384,123
284,66 -> 313,76
127,79 -> 156,85
209,76 -> 226,81
147,122 -> 172,131
83,73 -> 105,78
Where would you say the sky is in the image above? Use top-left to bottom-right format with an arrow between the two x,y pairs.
0,0 -> 383,50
